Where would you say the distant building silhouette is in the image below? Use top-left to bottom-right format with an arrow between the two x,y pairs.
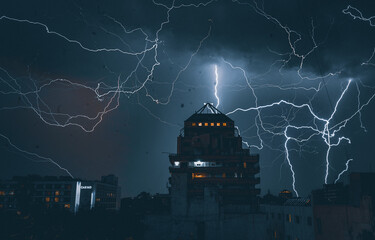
312,172 -> 375,240
261,172 -> 375,240
0,174 -> 121,213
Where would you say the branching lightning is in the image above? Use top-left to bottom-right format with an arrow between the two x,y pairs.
0,0 -> 374,196
0,0 -> 214,175
214,65 -> 220,108
0,133 -> 73,177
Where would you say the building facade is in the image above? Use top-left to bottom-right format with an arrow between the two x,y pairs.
0,174 -> 121,213
145,103 -> 265,240
169,103 -> 260,216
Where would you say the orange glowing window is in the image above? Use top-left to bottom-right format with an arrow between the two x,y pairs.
216,123 -> 221,126
243,162 -> 247,168
54,197 -> 59,203
45,197 -> 50,202
198,122 -> 202,126
55,191 -> 60,196
288,214 -> 292,222
192,122 -> 197,126
223,123 -> 227,126
193,173 -> 207,178
96,198 -> 101,202
204,123 -> 208,126
222,173 -> 226,178
210,123 -> 214,126
64,204 -> 70,209
0,191 -> 5,196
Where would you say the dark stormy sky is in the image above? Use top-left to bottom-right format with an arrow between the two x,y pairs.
1,0 -> 375,197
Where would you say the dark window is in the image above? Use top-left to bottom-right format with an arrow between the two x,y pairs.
295,215 -> 300,224
278,213 -> 281,220
316,218 -> 322,234
307,217 -> 312,226
271,213 -> 274,219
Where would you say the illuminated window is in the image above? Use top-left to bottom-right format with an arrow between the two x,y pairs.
223,122 -> 227,126
174,161 -> 180,167
194,160 -> 209,167
0,191 -> 5,196
96,198 -> 101,202
9,191 -> 14,195
198,122 -> 202,126
286,214 -> 292,223
45,197 -> 50,202
210,122 -> 214,126
216,123 -> 221,126
64,204 -> 70,209
222,173 -> 226,178
54,197 -> 59,203
204,123 -> 208,126
55,191 -> 60,196
243,162 -> 247,168
192,122 -> 197,126
193,173 -> 207,178
0,204 -> 3,208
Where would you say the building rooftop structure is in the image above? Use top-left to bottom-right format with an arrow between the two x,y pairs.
169,103 -> 260,210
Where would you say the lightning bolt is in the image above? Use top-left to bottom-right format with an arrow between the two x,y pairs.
335,159 -> 353,184
0,133 -> 73,177
342,5 -> 375,27
0,0 -> 374,197
214,65 -> 220,108
0,0 -> 214,174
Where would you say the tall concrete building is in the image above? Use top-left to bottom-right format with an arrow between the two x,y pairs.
144,103 -> 266,240
169,103 -> 260,215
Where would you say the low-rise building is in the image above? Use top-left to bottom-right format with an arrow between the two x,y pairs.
0,174 -> 121,213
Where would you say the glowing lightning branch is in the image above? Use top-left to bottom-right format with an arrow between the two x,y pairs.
335,159 -> 353,184
214,65 -> 220,108
0,0 -> 375,197
0,133 -> 73,177
342,5 -> 375,27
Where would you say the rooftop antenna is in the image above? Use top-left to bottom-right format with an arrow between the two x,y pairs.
196,103 -> 224,114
